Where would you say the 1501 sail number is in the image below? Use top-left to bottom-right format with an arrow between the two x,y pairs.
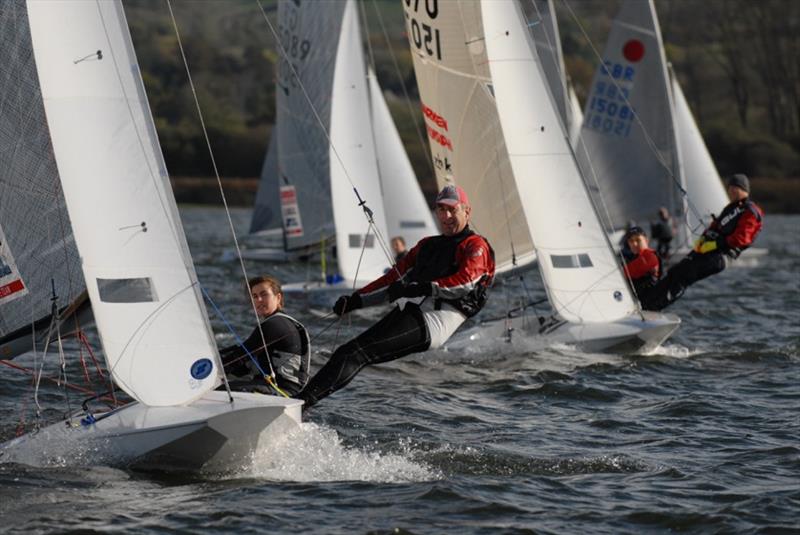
404,0 -> 442,61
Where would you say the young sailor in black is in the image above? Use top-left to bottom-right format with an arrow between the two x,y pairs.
298,185 -> 495,410
220,276 -> 310,396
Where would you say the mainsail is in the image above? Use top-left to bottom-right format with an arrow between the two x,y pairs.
275,0 -> 345,250
482,0 -> 636,323
28,0 -> 220,406
402,0 -> 534,273
524,0 -> 573,135
0,0 -> 84,358
577,0 -> 681,232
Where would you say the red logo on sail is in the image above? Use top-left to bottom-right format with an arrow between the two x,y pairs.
622,39 -> 645,62
0,279 -> 24,299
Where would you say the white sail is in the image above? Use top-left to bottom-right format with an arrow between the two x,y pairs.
27,0 -> 219,406
577,0 -> 680,232
525,0 -> 572,132
402,0 -> 535,273
482,0 -> 636,323
368,70 -> 437,250
249,132 -> 282,236
670,69 -> 729,231
328,0 -> 391,282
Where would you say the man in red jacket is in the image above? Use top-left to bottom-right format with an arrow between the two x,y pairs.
298,184 -> 495,410
621,226 -> 661,309
647,174 -> 763,310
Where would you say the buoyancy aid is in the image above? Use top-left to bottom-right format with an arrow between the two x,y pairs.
263,312 -> 311,388
409,228 -> 495,318
704,199 -> 763,258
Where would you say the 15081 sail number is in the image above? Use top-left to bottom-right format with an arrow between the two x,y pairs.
404,0 -> 441,61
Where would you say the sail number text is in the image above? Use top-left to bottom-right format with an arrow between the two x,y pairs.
277,3 -> 312,96
583,60 -> 636,138
404,0 -> 442,61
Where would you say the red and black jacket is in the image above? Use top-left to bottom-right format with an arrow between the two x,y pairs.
704,198 -> 764,258
359,227 -> 495,317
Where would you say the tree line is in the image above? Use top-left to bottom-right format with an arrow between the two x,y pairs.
125,0 -> 798,209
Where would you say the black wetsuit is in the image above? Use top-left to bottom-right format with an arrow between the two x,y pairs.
298,227 -> 494,410
220,312 -> 310,396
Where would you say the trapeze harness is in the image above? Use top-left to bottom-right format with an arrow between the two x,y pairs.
298,228 -> 494,408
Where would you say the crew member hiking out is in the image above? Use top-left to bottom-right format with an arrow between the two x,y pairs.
297,185 -> 495,410
646,174 -> 763,311
621,226 -> 661,309
220,276 -> 310,397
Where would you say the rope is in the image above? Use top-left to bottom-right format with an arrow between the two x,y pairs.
165,0 -> 271,388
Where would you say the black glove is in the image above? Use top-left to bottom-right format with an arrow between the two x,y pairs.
332,292 -> 362,316
387,281 -> 432,302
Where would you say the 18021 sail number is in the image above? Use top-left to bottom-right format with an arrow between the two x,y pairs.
404,0 -> 441,61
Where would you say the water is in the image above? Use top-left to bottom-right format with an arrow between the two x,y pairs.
1,208 -> 798,534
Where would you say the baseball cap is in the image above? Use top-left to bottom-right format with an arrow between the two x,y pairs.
435,184 -> 469,207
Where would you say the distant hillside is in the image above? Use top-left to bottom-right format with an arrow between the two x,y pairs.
125,0 -> 799,212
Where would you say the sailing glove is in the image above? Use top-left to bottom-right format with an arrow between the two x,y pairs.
387,281 -> 432,302
333,292 -> 362,316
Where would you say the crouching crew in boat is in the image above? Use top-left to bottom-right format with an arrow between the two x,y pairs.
646,174 -> 763,311
220,275 -> 310,397
297,185 -> 495,410
621,226 -> 662,310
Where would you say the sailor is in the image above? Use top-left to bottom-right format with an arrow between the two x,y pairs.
650,207 -> 675,261
647,174 -> 763,310
621,226 -> 662,310
220,275 -> 310,396
619,220 -> 639,262
390,236 -> 408,264
298,184 -> 495,410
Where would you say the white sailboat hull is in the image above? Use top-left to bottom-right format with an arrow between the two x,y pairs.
0,391 -> 302,473
475,311 -> 680,354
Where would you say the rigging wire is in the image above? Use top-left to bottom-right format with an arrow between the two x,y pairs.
165,0 -> 272,390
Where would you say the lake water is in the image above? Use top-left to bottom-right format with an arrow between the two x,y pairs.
1,207 -> 797,534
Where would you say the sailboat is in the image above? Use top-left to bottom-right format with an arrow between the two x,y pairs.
404,0 -> 679,352
0,0 -> 300,472
578,0 -> 767,260
241,0 -> 437,278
